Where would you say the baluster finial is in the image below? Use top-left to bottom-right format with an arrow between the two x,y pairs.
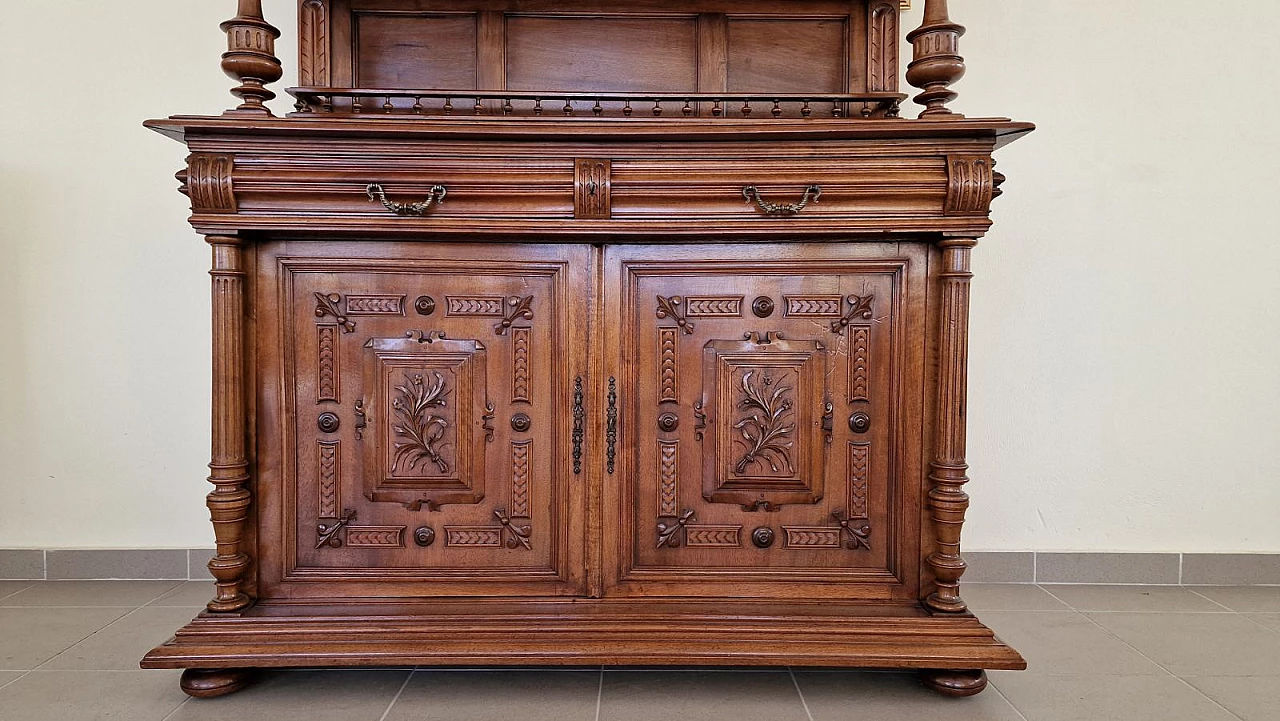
220,0 -> 283,116
906,0 -> 966,118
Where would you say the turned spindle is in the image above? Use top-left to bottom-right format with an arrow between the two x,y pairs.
906,0 -> 966,118
220,0 -> 283,116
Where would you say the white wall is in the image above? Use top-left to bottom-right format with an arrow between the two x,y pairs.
0,1 -> 1276,552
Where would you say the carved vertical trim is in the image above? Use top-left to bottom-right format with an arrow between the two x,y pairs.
317,325 -> 339,403
512,328 -> 532,404
299,0 -> 329,86
511,440 -> 532,518
575,159 -> 612,219
868,2 -> 900,92
659,328 -> 678,404
205,237 -> 252,612
318,441 -> 340,519
848,442 -> 869,518
926,238 -> 977,613
945,156 -> 995,215
185,155 -> 237,213
848,326 -> 870,402
658,440 -> 679,517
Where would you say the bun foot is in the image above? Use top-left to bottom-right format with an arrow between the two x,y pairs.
920,669 -> 988,697
180,668 -> 253,698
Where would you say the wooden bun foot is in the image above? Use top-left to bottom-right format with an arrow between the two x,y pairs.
180,668 -> 253,698
920,669 -> 988,697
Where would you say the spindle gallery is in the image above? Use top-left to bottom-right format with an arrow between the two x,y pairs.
143,0 -> 1033,699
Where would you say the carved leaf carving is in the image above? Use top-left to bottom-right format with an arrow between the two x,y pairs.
391,372 -> 451,474
732,371 -> 796,475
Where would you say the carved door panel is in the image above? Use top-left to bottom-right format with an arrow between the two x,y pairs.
256,242 -> 588,598
603,243 -> 926,601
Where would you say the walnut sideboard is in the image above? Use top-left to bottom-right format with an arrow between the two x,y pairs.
142,0 -> 1033,698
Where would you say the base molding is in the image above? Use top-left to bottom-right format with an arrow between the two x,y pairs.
142,599 -> 1026,672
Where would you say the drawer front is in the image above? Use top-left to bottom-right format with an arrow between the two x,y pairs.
609,156 -> 948,223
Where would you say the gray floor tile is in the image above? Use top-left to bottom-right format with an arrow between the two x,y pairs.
1037,553 -> 1180,585
170,669 -> 410,721
1182,554 -> 1280,585
1192,586 -> 1280,613
600,670 -> 807,721
1088,612 -> 1280,676
0,669 -> 187,721
46,550 -> 188,581
1247,614 -> 1280,632
979,611 -> 1165,675
963,584 -> 1071,611
3,581 -> 182,607
0,607 -> 131,669
993,673 -> 1238,721
1185,676 -> 1280,721
1046,585 -> 1229,613
796,671 -> 1025,720
965,552 -> 1035,583
386,670 -> 600,721
0,671 -> 26,689
0,581 -> 35,601
41,606 -> 202,670
148,581 -> 217,607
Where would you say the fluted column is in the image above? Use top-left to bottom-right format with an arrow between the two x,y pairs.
205,236 -> 253,612
220,0 -> 283,116
906,0 -> 966,118
925,238 -> 976,613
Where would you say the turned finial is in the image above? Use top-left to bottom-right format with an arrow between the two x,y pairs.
220,0 -> 283,116
906,0 -> 966,118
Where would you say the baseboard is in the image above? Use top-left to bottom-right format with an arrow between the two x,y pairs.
1,549 -> 1278,585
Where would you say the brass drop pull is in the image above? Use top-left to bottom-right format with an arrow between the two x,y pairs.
742,185 -> 822,216
572,377 -> 585,475
606,377 -> 618,475
367,183 -> 447,216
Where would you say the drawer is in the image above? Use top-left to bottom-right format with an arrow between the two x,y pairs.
609,156 -> 949,222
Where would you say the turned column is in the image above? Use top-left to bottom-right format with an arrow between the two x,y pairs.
925,238 -> 976,613
906,0 -> 966,117
220,0 -> 283,116
205,236 -> 253,612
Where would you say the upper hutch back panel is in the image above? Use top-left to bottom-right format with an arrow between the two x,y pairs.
305,0 -> 902,94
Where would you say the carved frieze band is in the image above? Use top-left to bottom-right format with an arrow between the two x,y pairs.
317,325 -> 340,403
849,326 -> 870,402
318,441 -> 340,519
512,328 -> 532,404
346,526 -> 405,548
784,295 -> 845,317
782,527 -> 843,549
447,296 -> 506,316
946,156 -> 996,216
658,440 -> 679,517
345,295 -> 405,316
185,154 -> 237,213
659,328 -> 678,404
849,442 -> 870,518
685,525 -> 742,547
299,0 -> 329,86
868,2 -> 900,92
511,441 -> 532,519
446,509 -> 532,549
685,296 -> 744,317
574,158 -> 612,219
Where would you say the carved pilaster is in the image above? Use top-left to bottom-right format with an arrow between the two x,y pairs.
925,238 -> 976,613
906,0 -> 966,118
299,0 -> 329,86
206,236 -> 253,612
220,0 -> 283,116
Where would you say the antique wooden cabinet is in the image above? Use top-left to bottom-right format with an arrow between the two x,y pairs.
143,0 -> 1033,698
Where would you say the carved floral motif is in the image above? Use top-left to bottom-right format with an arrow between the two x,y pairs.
732,371 -> 796,475
391,372 -> 451,474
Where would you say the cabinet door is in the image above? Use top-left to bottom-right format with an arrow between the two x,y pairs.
255,242 -> 589,599
602,244 -> 927,600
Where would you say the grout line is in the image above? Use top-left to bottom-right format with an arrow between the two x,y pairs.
787,667 -> 815,721
986,676 -> 1031,721
0,669 -> 33,692
42,551 -> 47,581
1178,553 -> 1184,585
0,582 -> 35,603
1032,552 -> 1037,584
31,603 -> 145,671
594,667 -> 604,721
160,695 -> 192,721
1185,588 -> 1237,613
1072,608 -> 1247,721
377,669 -> 415,721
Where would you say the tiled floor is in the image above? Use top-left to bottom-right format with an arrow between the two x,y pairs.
0,581 -> 1277,720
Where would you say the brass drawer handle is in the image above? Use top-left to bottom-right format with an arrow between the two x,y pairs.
367,183 -> 447,216
742,185 -> 822,216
